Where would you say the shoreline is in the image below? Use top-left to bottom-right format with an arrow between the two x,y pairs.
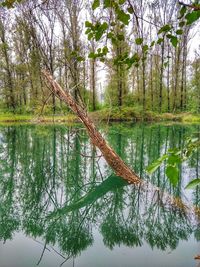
0,111 -> 199,125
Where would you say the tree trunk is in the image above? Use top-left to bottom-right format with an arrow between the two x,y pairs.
42,70 -> 141,185
159,39 -> 165,113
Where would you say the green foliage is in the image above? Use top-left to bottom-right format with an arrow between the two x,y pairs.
147,138 -> 200,188
158,24 -> 172,34
166,165 -> 179,186
88,46 -> 109,59
176,29 -> 183,35
85,21 -> 108,41
170,35 -> 178,48
116,9 -> 130,25
92,0 -> 100,10
185,10 -> 200,25
185,178 -> 200,189
179,6 -> 187,18
146,155 -> 168,174
135,38 -> 143,45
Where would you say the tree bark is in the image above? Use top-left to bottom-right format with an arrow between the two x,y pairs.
42,70 -> 141,185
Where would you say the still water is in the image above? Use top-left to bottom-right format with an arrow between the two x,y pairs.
0,123 -> 199,267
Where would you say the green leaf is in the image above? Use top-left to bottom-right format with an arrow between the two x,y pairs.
185,178 -> 200,189
85,21 -> 92,27
179,21 -> 186,27
88,52 -> 96,59
92,0 -> 100,10
142,44 -> 148,53
103,0 -> 112,8
119,0 -> 126,4
164,60 -> 170,68
94,22 -> 108,41
102,46 -> 109,54
157,38 -> 163,44
170,36 -> 178,47
150,41 -> 155,47
116,34 -> 125,41
146,161 -> 161,174
176,29 -> 183,35
166,165 -> 179,186
185,11 -> 200,25
101,22 -> 108,30
77,56 -> 85,62
146,154 -> 167,174
85,28 -> 91,34
127,6 -> 134,14
158,24 -> 171,34
88,32 -> 93,40
179,6 -> 187,18
167,154 -> 181,165
116,9 -> 130,25
135,37 -> 143,45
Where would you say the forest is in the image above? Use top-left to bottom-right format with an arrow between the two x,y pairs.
0,1 -> 200,267
0,0 -> 199,117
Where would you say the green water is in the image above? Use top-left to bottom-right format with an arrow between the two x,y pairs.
0,123 -> 199,267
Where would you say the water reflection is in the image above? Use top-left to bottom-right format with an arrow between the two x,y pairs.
0,123 -> 199,263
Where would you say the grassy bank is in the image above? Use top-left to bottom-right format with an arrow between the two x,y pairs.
0,108 -> 199,124
90,108 -> 200,123
0,114 -> 78,124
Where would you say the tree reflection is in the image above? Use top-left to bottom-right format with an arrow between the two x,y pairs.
0,123 -> 199,261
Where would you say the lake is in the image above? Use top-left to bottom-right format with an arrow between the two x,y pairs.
0,123 -> 199,267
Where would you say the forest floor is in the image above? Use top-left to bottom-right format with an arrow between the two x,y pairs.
0,108 -> 199,124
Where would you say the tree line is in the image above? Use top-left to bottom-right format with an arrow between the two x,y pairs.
0,0 -> 199,114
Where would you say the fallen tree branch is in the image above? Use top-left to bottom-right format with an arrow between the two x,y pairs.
179,1 -> 200,11
42,70 -> 141,185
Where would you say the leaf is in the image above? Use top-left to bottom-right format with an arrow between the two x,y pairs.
142,44 -> 148,53
92,0 -> 100,10
157,38 -> 163,44
176,29 -> 183,35
101,22 -> 108,30
135,37 -> 143,45
88,33 -> 93,40
170,36 -> 178,47
185,178 -> 200,189
164,62 -> 168,68
116,9 -> 130,25
185,11 -> 200,25
95,22 -> 108,41
167,154 -> 181,165
85,28 -> 91,34
179,6 -> 187,18
179,21 -> 185,27
116,34 -> 125,41
102,46 -> 109,54
127,6 -> 134,14
77,56 -> 84,62
103,0 -> 112,8
166,165 -> 179,186
158,24 -> 171,34
146,154 -> 167,174
88,52 -> 96,59
85,21 -> 92,28
150,41 -> 155,47
119,0 -> 126,4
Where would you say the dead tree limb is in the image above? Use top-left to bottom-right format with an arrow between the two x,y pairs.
42,70 -> 141,185
179,1 -> 200,11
